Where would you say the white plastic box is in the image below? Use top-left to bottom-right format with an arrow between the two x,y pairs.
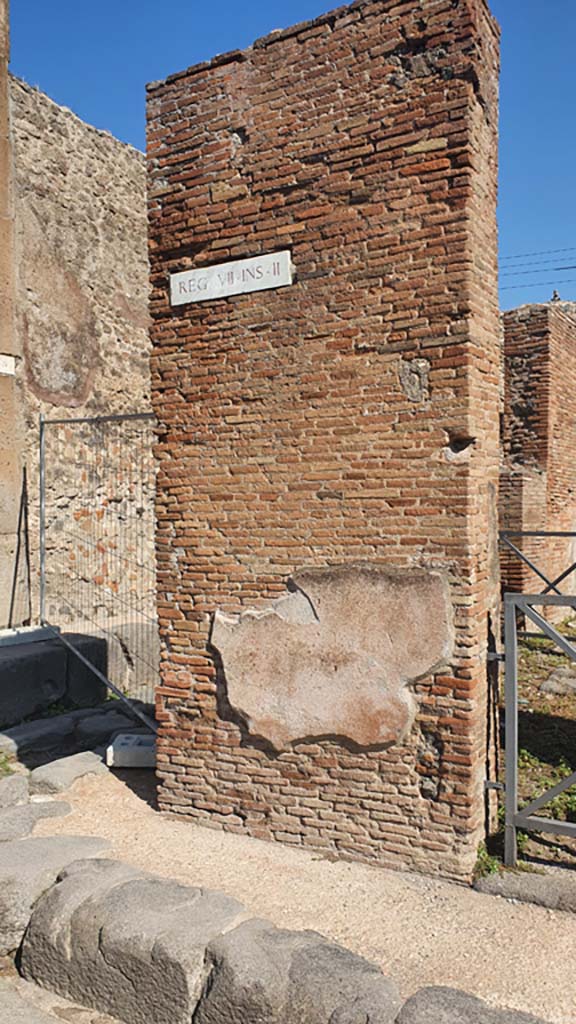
106,732 -> 156,768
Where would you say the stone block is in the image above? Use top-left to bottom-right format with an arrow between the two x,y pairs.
61,633 -> 108,706
0,799 -> 70,841
0,835 -> 109,955
396,987 -> 550,1023
540,666 -> 576,696
74,709 -> 137,745
0,715 -> 76,757
21,858 -> 248,1024
475,871 -> 576,913
105,621 -> 159,702
0,771 -> 28,807
29,751 -> 108,795
0,634 -> 107,730
0,639 -> 67,728
196,918 -> 401,1024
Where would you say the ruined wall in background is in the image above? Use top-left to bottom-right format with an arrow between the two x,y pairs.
501,304 -> 576,608
9,77 -> 156,699
148,0 -> 500,880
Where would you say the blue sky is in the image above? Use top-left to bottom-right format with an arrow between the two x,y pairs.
9,0 -> 576,309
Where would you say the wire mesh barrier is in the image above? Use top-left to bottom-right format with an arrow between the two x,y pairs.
40,413 -> 158,710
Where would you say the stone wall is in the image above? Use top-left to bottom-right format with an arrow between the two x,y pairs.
0,0 -> 24,629
11,78 -> 150,419
6,77 -> 156,699
148,0 -> 501,880
501,303 -> 576,606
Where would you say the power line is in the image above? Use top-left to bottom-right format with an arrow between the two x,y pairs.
501,265 -> 576,279
500,255 -> 576,271
501,246 -> 576,263
501,278 -> 576,292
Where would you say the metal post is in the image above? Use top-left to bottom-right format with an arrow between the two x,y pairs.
45,628 -> 157,734
504,594 -> 518,867
39,414 -> 46,624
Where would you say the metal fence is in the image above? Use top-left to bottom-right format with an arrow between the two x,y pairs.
504,592 -> 576,866
500,530 -> 576,866
39,413 -> 158,716
501,529 -> 576,605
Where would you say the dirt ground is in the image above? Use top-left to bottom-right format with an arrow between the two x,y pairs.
34,769 -> 575,1024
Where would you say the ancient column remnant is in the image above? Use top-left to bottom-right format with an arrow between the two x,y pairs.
147,0 -> 501,880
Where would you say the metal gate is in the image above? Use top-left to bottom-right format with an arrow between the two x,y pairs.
502,530 -> 576,866
39,412 -> 158,729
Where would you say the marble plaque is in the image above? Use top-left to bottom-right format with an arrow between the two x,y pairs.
170,251 -> 294,306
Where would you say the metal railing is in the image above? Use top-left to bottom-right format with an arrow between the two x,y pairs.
501,529 -> 576,598
504,593 -> 576,866
8,467 -> 32,628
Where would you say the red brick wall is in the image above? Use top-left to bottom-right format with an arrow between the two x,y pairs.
501,304 -> 576,606
147,0 -> 500,881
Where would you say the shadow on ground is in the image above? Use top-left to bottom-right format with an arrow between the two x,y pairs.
111,768 -> 158,810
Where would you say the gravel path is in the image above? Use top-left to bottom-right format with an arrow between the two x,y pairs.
35,770 -> 575,1024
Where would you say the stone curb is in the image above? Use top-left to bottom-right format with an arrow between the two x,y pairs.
475,870 -> 576,914
12,852 -> 553,1024
29,751 -> 109,795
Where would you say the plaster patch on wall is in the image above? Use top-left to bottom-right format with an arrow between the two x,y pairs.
19,205 -> 100,406
211,565 -> 454,752
399,358 -> 431,403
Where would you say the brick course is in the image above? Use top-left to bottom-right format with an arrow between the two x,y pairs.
147,0 -> 500,880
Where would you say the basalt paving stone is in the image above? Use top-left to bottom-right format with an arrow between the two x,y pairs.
475,870 -> 576,914
29,752 -> 108,795
0,976 -> 121,1023
0,772 -> 29,808
197,917 -> 401,1024
0,800 -> 71,841
396,987 -> 552,1024
0,835 -> 109,955
21,858 -> 248,1024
